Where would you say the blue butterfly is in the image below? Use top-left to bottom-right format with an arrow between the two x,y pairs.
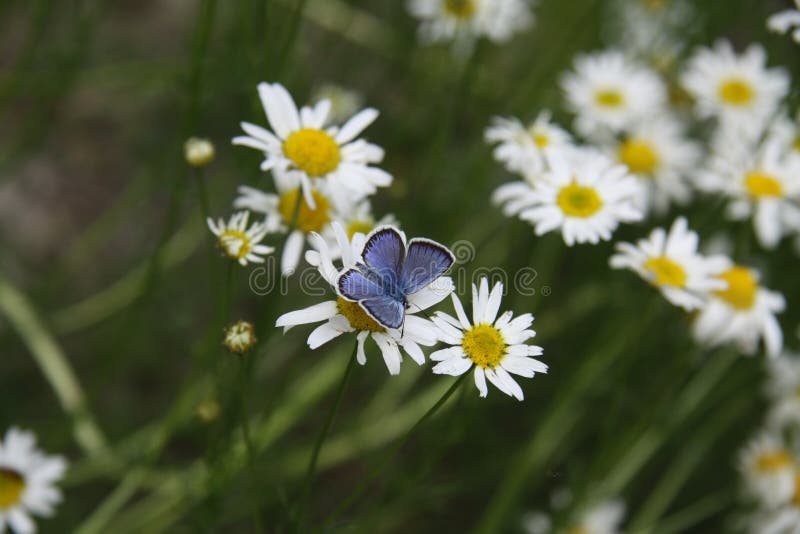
337,226 -> 455,330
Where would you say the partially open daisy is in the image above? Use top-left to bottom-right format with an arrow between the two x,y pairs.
233,82 -> 391,210
700,135 -> 800,249
485,112 -> 572,180
518,149 -> 644,246
275,223 -> 451,375
739,433 -> 796,508
206,211 -> 275,266
431,278 -> 546,400
610,115 -> 702,214
693,264 -> 785,357
0,427 -> 67,534
408,0 -> 534,48
681,40 -> 789,130
561,50 -> 667,137
610,217 -> 729,311
233,174 -> 341,275
768,1 -> 800,45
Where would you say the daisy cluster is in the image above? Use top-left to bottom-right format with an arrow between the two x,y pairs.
523,495 -> 626,534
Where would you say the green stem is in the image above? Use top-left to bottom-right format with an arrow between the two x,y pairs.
238,352 -> 265,534
322,373 -> 467,529
275,0 -> 309,76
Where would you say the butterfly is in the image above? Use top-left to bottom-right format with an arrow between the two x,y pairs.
336,226 -> 455,330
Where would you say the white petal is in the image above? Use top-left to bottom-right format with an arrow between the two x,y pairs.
336,108 -> 379,144
275,300 -> 338,328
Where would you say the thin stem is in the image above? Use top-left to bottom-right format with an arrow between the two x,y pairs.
322,373 -> 467,529
275,0 -> 309,76
194,168 -> 211,222
238,352 -> 265,534
297,341 -> 359,527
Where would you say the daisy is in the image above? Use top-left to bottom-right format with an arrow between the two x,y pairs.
700,135 -> 800,249
0,427 -> 67,534
692,264 -> 785,357
518,149 -> 644,246
748,502 -> 800,534
681,40 -> 789,131
206,211 -> 275,266
768,2 -> 800,44
430,277 -> 546,400
407,0 -> 534,49
739,433 -> 796,508
275,223 -> 451,375
610,115 -> 702,214
233,174 -> 341,275
484,111 -> 572,179
233,82 -> 392,209
610,217 -> 729,311
765,353 -> 800,430
561,50 -> 667,137
562,500 -> 626,534
224,320 -> 257,354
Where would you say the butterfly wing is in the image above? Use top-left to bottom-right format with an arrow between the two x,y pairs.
360,295 -> 405,330
361,226 -> 406,290
399,238 -> 455,295
337,268 -> 385,301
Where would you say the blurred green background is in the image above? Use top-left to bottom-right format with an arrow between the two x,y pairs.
2,0 -> 800,531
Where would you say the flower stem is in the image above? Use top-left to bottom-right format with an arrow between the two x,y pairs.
237,352 -> 264,534
322,372 -> 467,529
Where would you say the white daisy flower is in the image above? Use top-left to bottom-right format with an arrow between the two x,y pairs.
518,149 -> 644,246
768,2 -> 800,44
563,500 -> 626,534
0,427 -> 67,534
484,111 -> 572,179
699,135 -> 800,249
610,217 -> 729,311
765,353 -> 800,430
693,264 -> 785,357
274,223 -> 451,375
233,82 -> 392,210
233,174 -> 341,275
610,115 -> 702,214
561,50 -> 667,138
206,211 -> 275,266
681,40 -> 790,131
739,432 -> 796,508
430,277 -> 546,400
408,0 -> 534,49
224,320 -> 257,354
748,504 -> 800,534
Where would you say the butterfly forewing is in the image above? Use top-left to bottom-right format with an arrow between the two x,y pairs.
338,268 -> 385,301
400,239 -> 455,295
361,227 -> 406,290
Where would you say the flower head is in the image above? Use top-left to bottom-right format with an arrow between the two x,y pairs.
207,211 -> 275,266
431,278 -> 546,400
224,320 -> 257,354
184,137 -> 215,167
739,432 -> 797,508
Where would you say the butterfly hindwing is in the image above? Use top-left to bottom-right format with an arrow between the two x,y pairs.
337,268 -> 385,301
361,227 -> 406,289
400,238 -> 455,295
360,295 -> 405,330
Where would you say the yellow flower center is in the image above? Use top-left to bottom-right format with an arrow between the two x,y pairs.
718,78 -> 754,106
346,220 -> 374,239
745,171 -> 783,198
278,188 -> 332,233
793,136 -> 800,153
0,468 -> 24,509
595,89 -> 624,108
643,256 -> 687,287
462,324 -> 506,369
218,230 -> 251,260
282,128 -> 341,177
619,138 -> 659,175
566,528 -> 590,534
755,450 -> 793,472
714,267 -> 757,310
337,297 -> 385,332
443,0 -> 476,18
793,473 -> 800,507
642,0 -> 666,9
529,128 -> 550,148
557,181 -> 603,218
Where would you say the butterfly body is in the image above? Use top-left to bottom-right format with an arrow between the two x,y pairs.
337,227 -> 455,330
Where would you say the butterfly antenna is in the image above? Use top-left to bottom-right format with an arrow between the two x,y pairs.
407,301 -> 434,322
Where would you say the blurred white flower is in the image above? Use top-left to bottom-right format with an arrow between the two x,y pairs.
431,277 -> 546,400
183,137 -> 215,167
275,223 -> 449,375
681,40 -> 789,132
693,265 -> 785,357
485,111 -> 572,180
233,82 -> 391,210
739,433 -> 796,509
206,211 -> 275,266
767,2 -> 800,44
224,320 -> 257,354
765,353 -> 800,430
610,217 -> 729,311
518,149 -> 644,246
523,499 -> 625,534
561,50 -> 667,138
311,84 -> 363,126
0,427 -> 67,534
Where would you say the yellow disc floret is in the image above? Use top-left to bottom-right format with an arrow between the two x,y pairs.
444,0 -> 476,18
0,468 -> 25,509
337,297 -> 385,332
718,78 -> 754,106
282,128 -> 342,177
462,324 -> 506,369
346,220 -> 374,239
218,230 -> 251,260
619,138 -> 659,175
278,188 -> 332,233
714,266 -> 757,310
745,171 -> 783,198
755,450 -> 793,472
643,256 -> 687,287
595,89 -> 624,108
557,181 -> 603,218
